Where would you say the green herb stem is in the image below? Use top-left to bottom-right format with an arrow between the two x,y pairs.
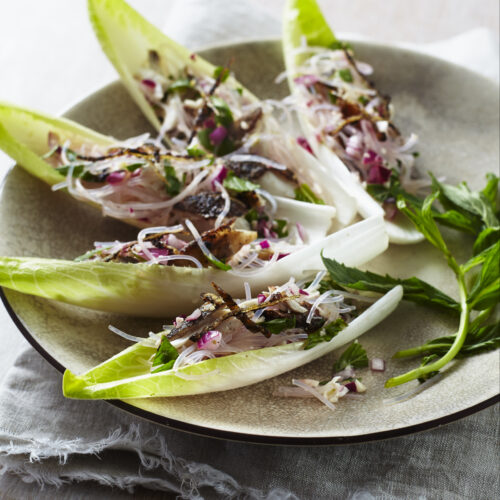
385,270 -> 470,387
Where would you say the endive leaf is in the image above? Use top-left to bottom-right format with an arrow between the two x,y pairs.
88,0 -> 259,133
0,102 -> 113,186
62,285 -> 403,399
0,216 -> 388,317
282,0 -> 425,245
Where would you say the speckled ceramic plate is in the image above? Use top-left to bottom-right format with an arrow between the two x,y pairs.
0,40 -> 498,444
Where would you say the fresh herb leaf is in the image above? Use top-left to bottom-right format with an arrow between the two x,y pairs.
151,337 -> 179,373
186,146 -> 206,158
338,68 -> 353,82
211,96 -> 233,127
358,95 -> 369,106
244,208 -> 260,224
236,87 -> 243,95
473,227 -> 500,255
55,164 -> 85,177
274,219 -> 289,238
125,163 -> 144,172
395,322 -> 500,360
213,66 -> 230,82
431,174 -> 499,229
467,241 -> 500,310
167,78 -> 195,94
262,316 -> 296,335
321,255 -> 460,312
223,171 -> 260,192
366,170 -> 424,207
480,173 -> 499,207
304,318 -> 347,350
163,163 -> 182,196
333,341 -> 368,372
294,183 -> 325,204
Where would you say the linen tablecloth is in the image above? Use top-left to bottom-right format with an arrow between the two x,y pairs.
0,1 -> 498,498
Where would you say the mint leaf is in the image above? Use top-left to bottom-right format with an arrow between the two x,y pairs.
333,341 -> 368,372
274,219 -> 289,238
338,68 -> 353,82
213,66 -> 230,82
164,163 -> 182,196
294,183 -> 325,204
223,171 -> 259,192
151,337 -> 179,373
321,255 -> 460,312
467,241 -> 500,310
304,318 -> 346,350
211,96 -> 233,127
473,227 -> 500,255
262,316 -> 296,335
481,173 -> 499,207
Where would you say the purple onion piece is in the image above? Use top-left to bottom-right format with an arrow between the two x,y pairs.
197,330 -> 222,350
296,136 -> 313,155
259,240 -> 270,249
209,126 -> 227,145
186,308 -> 201,322
257,294 -> 266,304
343,381 -> 357,392
107,170 -> 127,185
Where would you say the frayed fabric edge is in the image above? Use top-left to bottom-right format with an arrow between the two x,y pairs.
0,424 -> 298,500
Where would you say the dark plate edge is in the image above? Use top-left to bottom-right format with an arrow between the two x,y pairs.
1,287 -> 498,446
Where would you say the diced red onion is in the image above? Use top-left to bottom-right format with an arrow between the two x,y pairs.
190,53 -> 197,61
296,136 -> 313,155
186,308 -> 201,322
209,126 -> 227,145
343,381 -> 357,392
370,358 -> 386,372
197,330 -> 222,350
367,164 -> 391,184
299,289 -> 309,296
141,79 -> 156,89
293,75 -> 319,86
383,201 -> 398,221
277,253 -> 290,261
148,248 -> 170,258
259,240 -> 270,249
257,294 -> 266,304
211,165 -> 228,189
107,171 -> 127,185
164,233 -> 188,250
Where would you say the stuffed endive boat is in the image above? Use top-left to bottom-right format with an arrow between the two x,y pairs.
0,103 -> 345,230
0,216 -> 388,316
282,0 -> 425,244
63,271 -> 403,399
86,0 -> 357,225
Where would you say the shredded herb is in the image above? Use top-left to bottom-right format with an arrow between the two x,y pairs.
273,219 -> 289,238
338,68 -> 353,83
358,95 -> 369,106
163,162 -> 182,196
186,146 -> 206,158
151,337 -> 179,373
304,318 -> 347,350
55,164 -> 85,177
126,163 -> 144,172
333,341 -> 368,372
262,316 -> 296,335
223,171 -> 260,193
294,183 -> 325,204
213,66 -> 230,82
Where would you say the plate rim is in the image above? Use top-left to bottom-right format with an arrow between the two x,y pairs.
1,38 -> 498,445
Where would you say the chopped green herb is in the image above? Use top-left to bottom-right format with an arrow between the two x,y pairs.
223,171 -> 260,193
338,68 -> 353,83
186,146 -> 206,158
333,341 -> 368,372
236,87 -> 243,95
125,163 -> 144,172
163,163 -> 182,196
358,95 -> 369,106
55,164 -> 85,177
294,183 -> 325,204
273,219 -> 289,238
213,66 -> 230,82
244,208 -> 260,224
167,78 -> 194,93
211,96 -> 233,127
329,93 -> 338,104
262,316 -> 296,335
151,337 -> 179,373
304,318 -> 347,350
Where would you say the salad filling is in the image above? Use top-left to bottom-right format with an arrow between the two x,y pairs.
43,131 -> 330,238
286,39 -> 423,205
